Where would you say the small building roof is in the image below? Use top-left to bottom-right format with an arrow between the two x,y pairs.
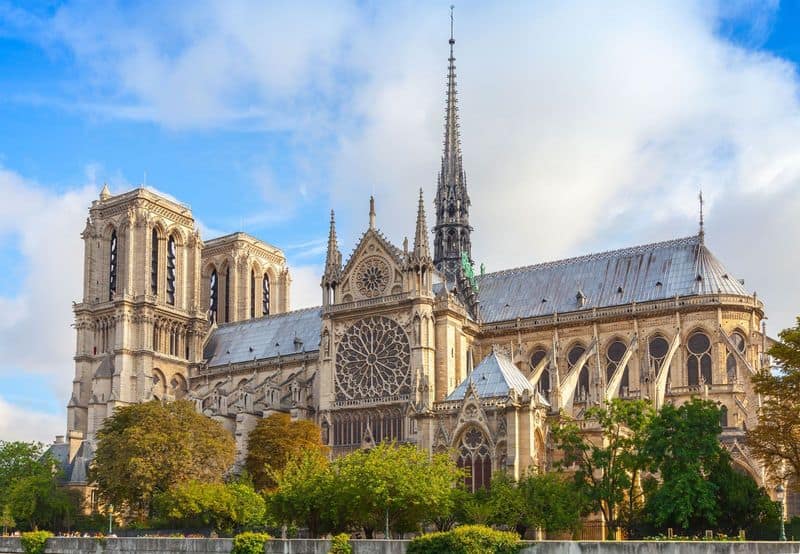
446,351 -> 534,401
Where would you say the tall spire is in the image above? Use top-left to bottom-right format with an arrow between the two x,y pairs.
413,188 -> 431,260
433,5 -> 472,284
698,188 -> 705,244
369,196 -> 376,229
324,210 -> 341,280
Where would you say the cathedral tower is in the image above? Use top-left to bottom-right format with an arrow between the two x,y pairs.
433,10 -> 472,284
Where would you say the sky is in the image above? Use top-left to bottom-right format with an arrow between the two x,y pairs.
0,0 -> 799,444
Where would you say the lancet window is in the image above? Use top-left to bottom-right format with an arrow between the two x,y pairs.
224,268 -> 230,323
605,340 -> 629,396
166,236 -> 177,305
250,269 -> 256,319
150,228 -> 159,295
687,331 -> 712,386
648,335 -> 670,372
262,273 -> 270,316
331,409 -> 404,447
530,348 -> 550,400
726,332 -> 746,383
209,269 -> 218,323
108,230 -> 117,300
568,344 -> 590,402
457,426 -> 492,493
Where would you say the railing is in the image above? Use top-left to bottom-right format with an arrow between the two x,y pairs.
327,291 -> 432,313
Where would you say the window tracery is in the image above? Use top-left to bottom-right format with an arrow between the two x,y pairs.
457,426 -> 492,492
150,228 -> 159,295
262,273 -> 270,315
250,269 -> 256,318
568,344 -> 590,402
530,348 -> 550,400
687,331 -> 712,386
648,335 -> 669,371
726,331 -> 746,383
354,256 -> 390,298
605,340 -> 629,395
335,316 -> 411,402
209,269 -> 218,323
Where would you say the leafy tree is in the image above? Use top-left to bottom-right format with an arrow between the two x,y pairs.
1,504 -> 16,534
331,443 -> 461,538
747,317 -> 800,487
245,413 -> 328,492
552,398 -> 653,538
154,480 -> 266,533
487,472 -> 528,535
7,467 -> 78,531
91,400 -> 235,519
710,454 -> 779,536
643,398 -> 726,534
267,452 -> 333,537
519,472 -> 584,536
0,442 -> 48,508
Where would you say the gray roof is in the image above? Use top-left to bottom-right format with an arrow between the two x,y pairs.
446,351 -> 534,401
204,307 -> 322,368
477,235 -> 749,323
48,441 -> 93,485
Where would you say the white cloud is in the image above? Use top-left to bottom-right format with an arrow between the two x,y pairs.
0,395 -> 65,444
0,168 -> 95,396
288,264 -> 323,310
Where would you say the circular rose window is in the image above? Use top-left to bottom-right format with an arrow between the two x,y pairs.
355,256 -> 390,298
335,316 -> 411,402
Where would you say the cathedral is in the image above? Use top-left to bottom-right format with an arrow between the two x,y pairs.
54,25 -> 771,505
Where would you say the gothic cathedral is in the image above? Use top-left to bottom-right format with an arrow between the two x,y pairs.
56,27 -> 770,500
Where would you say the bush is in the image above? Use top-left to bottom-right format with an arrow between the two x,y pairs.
232,531 -> 271,554
20,531 -> 53,554
329,533 -> 352,554
407,525 -> 521,554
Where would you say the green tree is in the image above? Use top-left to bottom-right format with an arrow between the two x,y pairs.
267,452 -> 333,537
552,398 -> 653,538
519,472 -> 584,536
487,472 -> 528,535
91,400 -> 235,519
7,466 -> 78,531
331,443 -> 461,538
643,398 -> 726,534
747,317 -> 800,488
245,413 -> 328,492
0,504 -> 16,534
155,480 -> 266,534
710,454 -> 779,536
0,442 -> 48,509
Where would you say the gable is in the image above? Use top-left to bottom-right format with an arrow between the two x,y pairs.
339,229 -> 405,303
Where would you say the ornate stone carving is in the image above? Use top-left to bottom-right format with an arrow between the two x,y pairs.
335,316 -> 411,402
354,256 -> 390,298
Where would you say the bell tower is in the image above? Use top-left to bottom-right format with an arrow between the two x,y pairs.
433,8 -> 472,285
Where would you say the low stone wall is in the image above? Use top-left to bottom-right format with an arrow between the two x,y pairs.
0,537 -> 798,554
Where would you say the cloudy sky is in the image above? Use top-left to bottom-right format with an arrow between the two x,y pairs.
0,0 -> 798,443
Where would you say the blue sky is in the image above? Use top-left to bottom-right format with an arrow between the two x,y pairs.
0,1 -> 799,443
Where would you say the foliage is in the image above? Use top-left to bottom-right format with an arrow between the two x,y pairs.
91,400 -> 235,519
519,471 -> 584,534
231,531 -> 271,554
329,442 -> 461,538
0,503 -> 15,534
0,442 -> 46,507
245,413 -> 328,491
552,398 -> 653,538
710,454 -> 779,535
406,525 -> 521,554
329,533 -> 352,554
747,316 -> 800,487
20,531 -> 53,554
154,480 -> 266,534
486,472 -> 528,534
643,398 -> 726,534
267,452 -> 332,537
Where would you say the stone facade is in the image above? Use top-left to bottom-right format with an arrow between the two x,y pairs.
57,28 -> 773,509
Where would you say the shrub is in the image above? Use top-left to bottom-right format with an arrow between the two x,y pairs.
232,531 -> 271,554
407,525 -> 521,554
20,531 -> 53,554
329,533 -> 352,554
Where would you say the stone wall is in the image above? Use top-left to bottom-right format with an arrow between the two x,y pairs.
1,538 -> 799,554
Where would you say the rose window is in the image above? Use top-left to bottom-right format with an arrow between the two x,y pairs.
355,257 -> 390,298
335,316 -> 411,402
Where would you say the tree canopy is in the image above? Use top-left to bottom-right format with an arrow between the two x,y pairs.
91,400 -> 235,518
245,413 -> 328,492
747,316 -> 800,488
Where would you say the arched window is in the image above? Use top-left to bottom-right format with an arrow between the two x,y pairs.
687,331 -> 712,386
648,335 -> 670,372
719,404 -> 729,428
726,332 -> 746,383
209,269 -> 218,323
250,269 -> 256,318
606,340 -> 629,395
108,230 -> 118,300
224,268 -> 230,323
530,348 -> 549,399
262,273 -> 270,316
150,228 -> 159,295
457,427 -> 492,493
166,236 -> 177,305
568,344 -> 589,402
